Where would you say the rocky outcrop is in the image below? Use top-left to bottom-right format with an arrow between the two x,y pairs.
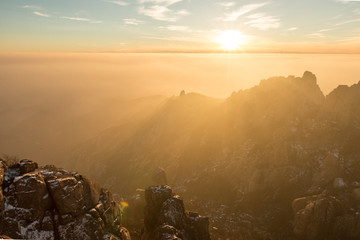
292,193 -> 343,240
292,186 -> 360,240
141,185 -> 210,240
0,159 -> 130,240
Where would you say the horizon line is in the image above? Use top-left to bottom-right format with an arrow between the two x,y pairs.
1,49 -> 360,55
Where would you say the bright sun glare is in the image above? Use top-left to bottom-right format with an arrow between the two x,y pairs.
217,30 -> 244,51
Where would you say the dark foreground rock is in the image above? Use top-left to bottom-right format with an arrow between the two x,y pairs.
0,159 -> 131,240
141,185 -> 210,240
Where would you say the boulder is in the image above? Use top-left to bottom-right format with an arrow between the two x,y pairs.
115,227 -> 131,240
145,185 -> 172,209
153,224 -> 182,240
19,159 -> 38,175
13,173 -> 52,218
83,176 -> 101,209
57,213 -> 104,240
159,195 -> 187,230
142,185 -> 209,240
103,233 -> 121,240
3,165 -> 21,187
1,217 -> 22,239
96,189 -> 122,229
187,212 -> 210,240
47,175 -> 87,216
293,194 -> 343,239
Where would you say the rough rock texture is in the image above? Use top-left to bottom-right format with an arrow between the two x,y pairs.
293,193 -> 343,240
0,159 -> 131,240
292,186 -> 360,240
141,185 -> 209,240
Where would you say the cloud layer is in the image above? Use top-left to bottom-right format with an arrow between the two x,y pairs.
223,2 -> 268,21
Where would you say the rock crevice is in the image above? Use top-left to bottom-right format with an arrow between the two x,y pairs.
0,159 -> 130,240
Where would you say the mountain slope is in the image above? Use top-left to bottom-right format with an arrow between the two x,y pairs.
70,72 -> 360,239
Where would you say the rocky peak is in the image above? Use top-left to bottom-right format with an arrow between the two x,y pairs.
302,71 -> 317,85
229,71 -> 325,112
142,185 -> 210,240
325,81 -> 360,125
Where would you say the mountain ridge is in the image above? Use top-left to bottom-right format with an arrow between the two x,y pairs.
66,71 -> 360,239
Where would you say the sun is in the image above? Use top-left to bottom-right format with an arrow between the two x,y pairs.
217,30 -> 244,51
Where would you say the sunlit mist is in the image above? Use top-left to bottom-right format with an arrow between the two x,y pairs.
1,0 -> 360,239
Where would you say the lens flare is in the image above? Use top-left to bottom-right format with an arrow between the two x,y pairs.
120,201 -> 129,209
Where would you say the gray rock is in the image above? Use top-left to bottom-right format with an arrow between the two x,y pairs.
47,176 -> 87,216
142,185 -> 209,240
1,160 -> 129,240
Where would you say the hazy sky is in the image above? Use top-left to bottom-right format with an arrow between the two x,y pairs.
1,0 -> 360,52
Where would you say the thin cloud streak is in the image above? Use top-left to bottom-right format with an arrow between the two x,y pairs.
138,5 -> 189,21
223,2 -> 268,21
217,2 -> 236,7
61,16 -> 102,24
138,5 -> 176,21
33,11 -> 50,17
139,0 -> 182,6
245,13 -> 280,30
319,28 -> 335,32
141,35 -> 209,43
160,25 -> 189,31
23,5 -> 42,10
307,33 -> 326,38
336,17 -> 360,25
104,0 -> 130,6
286,27 -> 298,31
124,18 -> 144,25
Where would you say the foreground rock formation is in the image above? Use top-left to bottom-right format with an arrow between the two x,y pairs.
141,185 -> 210,240
0,159 -> 130,240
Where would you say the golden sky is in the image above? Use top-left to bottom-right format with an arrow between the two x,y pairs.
1,0 -> 360,53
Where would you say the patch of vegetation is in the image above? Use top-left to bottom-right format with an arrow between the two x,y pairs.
1,153 -> 21,168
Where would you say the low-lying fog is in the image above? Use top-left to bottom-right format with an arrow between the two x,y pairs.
1,53 -> 359,165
